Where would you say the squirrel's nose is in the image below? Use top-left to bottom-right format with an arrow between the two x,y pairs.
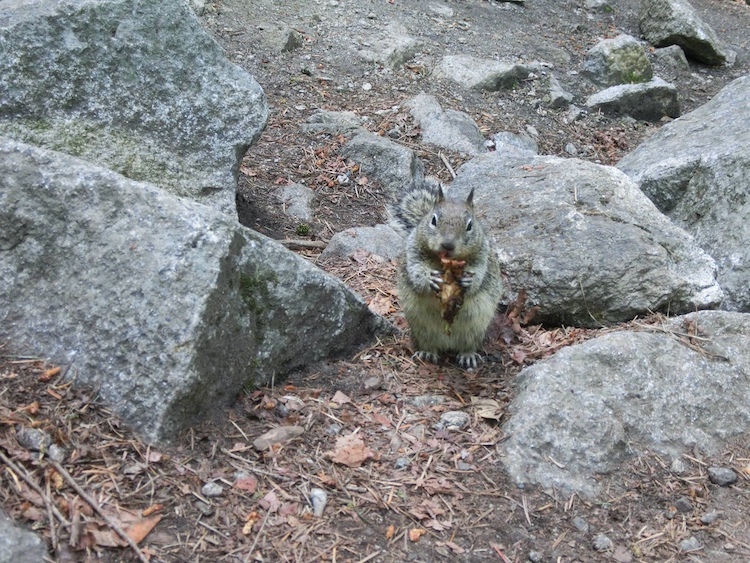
441,240 -> 455,252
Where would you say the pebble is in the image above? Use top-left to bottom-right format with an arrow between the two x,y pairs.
15,427 -> 52,452
564,142 -> 578,156
394,457 -> 410,470
362,82 -> 372,91
325,423 -> 342,435
674,496 -> 693,513
670,458 -> 689,474
708,466 -> 737,486
436,410 -> 470,431
195,501 -> 214,516
679,536 -> 701,552
201,481 -> 224,497
528,550 -> 544,562
47,444 -> 68,463
310,488 -> 328,517
572,516 -> 589,533
700,511 -> 720,525
592,534 -> 613,552
363,376 -> 382,392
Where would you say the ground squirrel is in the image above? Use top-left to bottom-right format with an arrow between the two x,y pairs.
389,180 -> 503,368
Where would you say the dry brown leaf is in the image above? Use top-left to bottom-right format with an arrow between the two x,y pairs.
142,504 -> 163,517
470,397 -> 504,421
330,390 -> 351,405
260,491 -> 281,513
327,433 -> 378,468
235,474 -> 258,493
40,367 -> 61,382
409,528 -> 426,542
368,294 -> 394,316
90,528 -> 126,548
126,515 -> 162,544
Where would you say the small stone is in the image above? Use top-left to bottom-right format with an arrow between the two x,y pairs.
679,536 -> 701,552
437,411 -> 470,431
572,516 -> 590,533
674,496 -> 693,513
363,376 -> 383,392
15,427 -> 52,452
201,481 -> 224,497
394,457 -> 410,470
670,458 -> 689,474
310,488 -> 328,517
407,395 -> 446,408
700,511 -> 720,525
708,467 -> 737,486
47,444 -> 68,464
593,534 -> 613,552
564,143 -> 578,156
195,501 -> 214,516
528,550 -> 544,562
253,426 -> 305,450
362,82 -> 373,91
325,423 -> 342,436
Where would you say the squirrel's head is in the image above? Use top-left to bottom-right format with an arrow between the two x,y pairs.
427,188 -> 477,258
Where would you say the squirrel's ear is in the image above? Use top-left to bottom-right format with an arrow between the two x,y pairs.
437,183 -> 445,202
466,188 -> 475,206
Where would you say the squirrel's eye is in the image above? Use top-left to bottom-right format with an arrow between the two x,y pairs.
431,213 -> 438,228
466,218 -> 473,232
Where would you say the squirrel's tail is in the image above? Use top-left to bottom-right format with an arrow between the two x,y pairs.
387,177 -> 444,235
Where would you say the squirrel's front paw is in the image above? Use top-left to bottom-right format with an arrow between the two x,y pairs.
459,270 -> 475,290
429,270 -> 444,292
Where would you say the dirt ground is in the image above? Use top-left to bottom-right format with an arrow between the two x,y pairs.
2,0 -> 750,562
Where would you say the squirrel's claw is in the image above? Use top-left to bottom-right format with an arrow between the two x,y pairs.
429,270 -> 443,292
457,352 -> 482,369
413,350 -> 440,364
459,270 -> 475,289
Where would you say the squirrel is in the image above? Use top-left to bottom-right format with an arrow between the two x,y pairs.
389,179 -> 503,368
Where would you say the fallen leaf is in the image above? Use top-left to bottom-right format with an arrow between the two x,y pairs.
40,367 -> 61,382
126,515 -> 162,544
368,294 -> 394,316
409,528 -> 426,542
372,412 -> 392,428
142,504 -> 163,517
470,397 -> 504,421
331,391 -> 351,405
260,491 -> 281,513
327,433 -> 378,468
92,529 -> 125,548
235,474 -> 258,493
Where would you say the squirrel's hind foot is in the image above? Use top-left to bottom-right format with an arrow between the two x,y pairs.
456,352 -> 482,370
412,350 -> 440,364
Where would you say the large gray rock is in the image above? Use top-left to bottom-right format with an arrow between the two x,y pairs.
303,111 -> 426,197
0,511 -> 49,563
448,152 -> 723,326
321,224 -> 404,262
0,138 -> 389,443
435,55 -> 538,91
583,34 -> 653,87
357,23 -> 424,68
639,0 -> 735,66
0,0 -> 268,214
501,311 -> 750,497
406,93 -> 488,156
585,77 -> 680,121
617,75 -> 750,311
340,132 -> 426,197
